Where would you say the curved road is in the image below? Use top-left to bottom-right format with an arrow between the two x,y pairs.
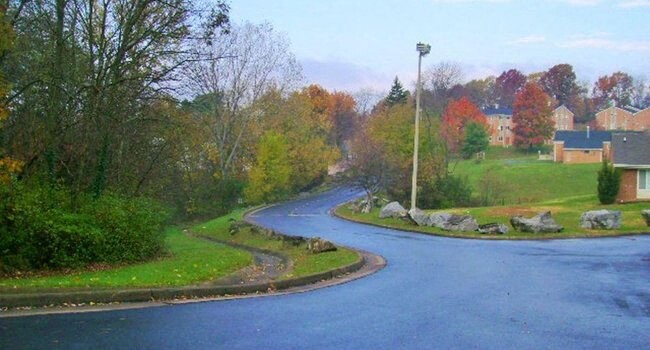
1,187 -> 649,349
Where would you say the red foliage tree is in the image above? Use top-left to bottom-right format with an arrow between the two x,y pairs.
592,71 -> 634,110
496,69 -> 527,108
441,97 -> 488,154
512,83 -> 554,148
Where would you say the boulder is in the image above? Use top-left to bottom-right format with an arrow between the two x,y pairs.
580,210 -> 622,230
379,201 -> 408,219
408,208 -> 430,226
478,223 -> 509,235
429,212 -> 453,229
439,214 -> 479,232
307,237 -> 337,254
510,211 -> 563,233
642,210 -> 650,226
229,220 -> 251,235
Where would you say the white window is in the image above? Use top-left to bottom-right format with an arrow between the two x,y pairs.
640,170 -> 649,190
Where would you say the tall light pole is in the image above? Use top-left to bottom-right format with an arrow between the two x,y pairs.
410,42 -> 431,212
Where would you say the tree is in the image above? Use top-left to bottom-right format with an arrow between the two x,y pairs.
495,69 -> 527,108
348,126 -> 388,208
386,76 -> 408,107
539,64 -> 582,107
461,122 -> 489,159
330,91 -> 358,149
512,83 -> 554,148
597,160 -> 621,204
244,132 -> 291,204
184,22 -> 302,188
423,61 -> 463,113
592,72 -> 634,109
464,77 -> 497,109
441,97 -> 488,155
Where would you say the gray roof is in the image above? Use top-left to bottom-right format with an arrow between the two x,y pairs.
553,130 -> 612,149
612,132 -> 650,166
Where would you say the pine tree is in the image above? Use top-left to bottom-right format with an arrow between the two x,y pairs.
461,122 -> 489,159
386,76 -> 408,107
597,160 -> 621,204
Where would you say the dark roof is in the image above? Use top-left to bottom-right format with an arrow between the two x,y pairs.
622,105 -> 642,114
553,130 -> 612,149
483,107 -> 512,116
612,132 -> 650,166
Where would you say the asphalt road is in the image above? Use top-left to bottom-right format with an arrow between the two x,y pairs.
1,187 -> 649,349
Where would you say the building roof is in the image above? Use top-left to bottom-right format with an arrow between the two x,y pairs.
483,107 -> 512,116
553,130 -> 612,149
612,132 -> 650,166
554,105 -> 574,115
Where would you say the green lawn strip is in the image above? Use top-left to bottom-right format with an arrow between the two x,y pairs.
336,197 -> 650,240
453,155 -> 599,205
0,228 -> 253,293
193,210 -> 360,279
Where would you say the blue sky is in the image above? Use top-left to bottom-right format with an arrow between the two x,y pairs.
230,0 -> 650,93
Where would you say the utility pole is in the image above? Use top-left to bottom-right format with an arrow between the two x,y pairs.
410,42 -> 431,211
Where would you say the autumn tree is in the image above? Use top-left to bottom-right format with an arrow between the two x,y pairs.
244,132 -> 291,204
463,77 -> 497,109
441,97 -> 488,155
330,91 -> 358,148
539,64 -> 582,107
386,77 -> 408,107
512,83 -> 554,148
592,72 -> 634,109
423,61 -> 463,113
348,126 -> 389,209
495,69 -> 527,108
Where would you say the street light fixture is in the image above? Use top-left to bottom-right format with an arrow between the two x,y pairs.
410,42 -> 431,212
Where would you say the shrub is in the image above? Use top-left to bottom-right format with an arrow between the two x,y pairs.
597,160 -> 621,204
418,175 -> 473,209
0,181 -> 169,273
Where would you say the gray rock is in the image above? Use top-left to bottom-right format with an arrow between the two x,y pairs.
307,237 -> 337,254
478,223 -> 509,235
379,201 -> 408,219
408,208 -> 430,226
510,211 -> 563,233
642,210 -> 650,226
440,214 -> 479,231
229,220 -> 251,235
429,212 -> 453,228
282,235 -> 307,247
580,210 -> 622,230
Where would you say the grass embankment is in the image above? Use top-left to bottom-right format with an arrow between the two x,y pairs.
193,210 -> 360,278
337,196 -> 649,240
0,228 -> 252,292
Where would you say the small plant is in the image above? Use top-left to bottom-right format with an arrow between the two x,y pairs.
597,160 -> 621,204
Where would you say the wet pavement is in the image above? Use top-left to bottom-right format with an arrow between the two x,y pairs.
1,187 -> 649,349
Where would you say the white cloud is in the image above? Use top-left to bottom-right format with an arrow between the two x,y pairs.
617,0 -> 650,7
508,35 -> 547,45
561,0 -> 602,5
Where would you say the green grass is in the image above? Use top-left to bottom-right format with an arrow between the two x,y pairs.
193,210 -> 361,279
452,149 -> 599,205
338,194 -> 649,240
0,227 -> 253,292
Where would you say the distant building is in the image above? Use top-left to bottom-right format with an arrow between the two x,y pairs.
553,130 -> 612,164
484,107 -> 514,147
594,105 -> 650,131
611,132 -> 650,202
552,105 -> 574,131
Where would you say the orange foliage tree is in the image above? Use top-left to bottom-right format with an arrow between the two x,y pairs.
512,83 -> 554,148
441,97 -> 488,154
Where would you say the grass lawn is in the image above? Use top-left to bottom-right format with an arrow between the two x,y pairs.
193,210 -> 361,279
337,195 -> 650,240
0,227 -> 252,292
453,157 -> 599,205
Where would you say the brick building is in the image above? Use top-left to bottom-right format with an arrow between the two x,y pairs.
611,132 -> 650,203
484,107 -> 514,147
553,130 -> 612,164
552,105 -> 574,131
595,105 -> 650,131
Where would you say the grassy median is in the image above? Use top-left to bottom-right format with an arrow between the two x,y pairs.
337,195 -> 650,240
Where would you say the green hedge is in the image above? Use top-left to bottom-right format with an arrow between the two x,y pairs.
0,182 -> 169,273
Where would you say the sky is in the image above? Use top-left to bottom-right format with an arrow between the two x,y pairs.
229,0 -> 650,93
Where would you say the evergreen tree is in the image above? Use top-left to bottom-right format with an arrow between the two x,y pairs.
597,160 -> 621,204
461,122 -> 489,159
386,76 -> 409,106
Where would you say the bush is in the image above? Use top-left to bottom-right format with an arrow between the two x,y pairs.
597,160 -> 621,204
418,175 -> 473,209
0,181 -> 169,273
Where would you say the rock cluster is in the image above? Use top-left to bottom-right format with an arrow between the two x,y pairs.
510,211 -> 563,233
580,210 -> 622,230
380,203 -> 485,232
